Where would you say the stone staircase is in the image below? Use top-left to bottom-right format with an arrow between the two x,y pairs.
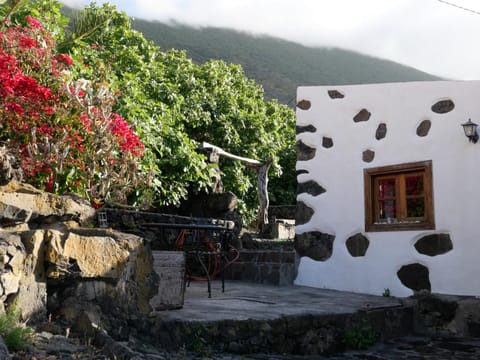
224,248 -> 297,286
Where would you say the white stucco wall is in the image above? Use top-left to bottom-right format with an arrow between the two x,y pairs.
295,80 -> 480,297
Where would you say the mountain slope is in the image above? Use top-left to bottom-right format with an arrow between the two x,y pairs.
131,20 -> 442,105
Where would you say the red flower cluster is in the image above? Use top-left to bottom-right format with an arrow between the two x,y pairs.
25,16 -> 43,30
0,46 -> 56,132
109,113 -> 144,156
57,53 -> 73,66
0,17 -> 145,204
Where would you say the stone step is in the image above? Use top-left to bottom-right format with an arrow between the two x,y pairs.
151,281 -> 414,356
224,250 -> 297,286
235,250 -> 295,263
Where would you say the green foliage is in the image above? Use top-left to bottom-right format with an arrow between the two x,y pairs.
60,5 -> 211,208
0,303 -> 33,352
59,3 -> 297,219
185,324 -> 211,357
343,319 -> 377,350
6,0 -> 68,39
382,288 -> 391,297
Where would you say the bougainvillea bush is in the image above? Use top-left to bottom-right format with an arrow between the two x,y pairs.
0,15 -> 145,206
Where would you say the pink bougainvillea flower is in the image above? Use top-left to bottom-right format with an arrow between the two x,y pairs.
19,34 -> 37,49
57,53 -> 73,66
25,16 -> 43,30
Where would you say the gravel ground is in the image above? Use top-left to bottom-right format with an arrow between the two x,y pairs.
9,332 -> 480,360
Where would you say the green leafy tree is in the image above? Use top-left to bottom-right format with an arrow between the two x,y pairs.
18,2 -> 296,219
62,4 -> 212,207
65,3 -> 296,219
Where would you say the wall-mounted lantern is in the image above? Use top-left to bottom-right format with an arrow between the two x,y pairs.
461,119 -> 478,143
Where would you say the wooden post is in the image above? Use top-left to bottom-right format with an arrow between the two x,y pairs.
199,142 -> 271,231
255,159 -> 273,232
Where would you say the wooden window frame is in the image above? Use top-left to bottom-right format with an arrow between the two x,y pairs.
364,160 -> 435,232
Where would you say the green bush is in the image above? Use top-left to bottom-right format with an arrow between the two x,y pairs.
343,319 -> 377,350
0,304 -> 33,352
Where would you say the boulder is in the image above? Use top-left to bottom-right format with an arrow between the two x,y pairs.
0,181 -> 95,226
0,230 -> 47,322
0,146 -> 23,186
17,230 -> 48,322
45,228 -> 130,279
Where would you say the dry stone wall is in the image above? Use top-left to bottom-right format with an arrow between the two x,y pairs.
0,181 -> 159,339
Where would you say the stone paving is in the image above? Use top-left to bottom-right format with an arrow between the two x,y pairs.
156,280 -> 404,322
151,281 -> 480,359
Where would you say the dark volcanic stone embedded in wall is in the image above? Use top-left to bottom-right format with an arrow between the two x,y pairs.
353,109 -> 371,122
322,136 -> 333,148
431,99 -> 455,114
297,140 -> 316,161
376,123 -> 387,140
295,201 -> 314,226
296,169 -> 309,176
297,99 -> 311,110
397,263 -> 431,292
414,233 -> 453,256
346,233 -> 369,257
297,180 -> 326,196
295,231 -> 334,261
417,120 -> 432,137
328,90 -> 345,99
362,149 -> 375,163
296,124 -> 317,134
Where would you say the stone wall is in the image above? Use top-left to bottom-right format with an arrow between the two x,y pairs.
153,306 -> 414,355
0,181 -> 159,340
224,249 -> 297,286
99,208 -> 237,250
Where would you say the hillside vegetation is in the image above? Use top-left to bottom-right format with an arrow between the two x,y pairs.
131,20 -> 442,105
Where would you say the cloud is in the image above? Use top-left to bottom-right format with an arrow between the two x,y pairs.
60,0 -> 84,8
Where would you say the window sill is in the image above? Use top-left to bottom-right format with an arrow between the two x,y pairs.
366,221 -> 435,232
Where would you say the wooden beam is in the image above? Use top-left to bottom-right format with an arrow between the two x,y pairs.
199,142 -> 262,167
199,141 -> 271,230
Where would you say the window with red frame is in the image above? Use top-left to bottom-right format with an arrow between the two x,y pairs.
364,161 -> 435,232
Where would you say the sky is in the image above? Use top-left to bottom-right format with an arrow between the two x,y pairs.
61,0 -> 480,80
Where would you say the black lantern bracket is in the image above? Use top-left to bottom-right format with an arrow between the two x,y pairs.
462,119 -> 479,143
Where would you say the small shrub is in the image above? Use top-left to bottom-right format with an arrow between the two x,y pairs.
0,303 -> 33,352
185,325 -> 211,357
382,288 -> 391,297
343,319 -> 377,350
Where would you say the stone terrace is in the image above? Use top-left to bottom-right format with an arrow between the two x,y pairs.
150,281 -> 413,355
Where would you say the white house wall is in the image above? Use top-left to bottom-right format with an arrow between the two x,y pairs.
295,81 -> 480,297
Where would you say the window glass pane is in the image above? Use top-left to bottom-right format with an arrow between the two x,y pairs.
407,198 -> 425,218
405,175 -> 423,196
378,178 -> 395,198
379,200 -> 396,220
